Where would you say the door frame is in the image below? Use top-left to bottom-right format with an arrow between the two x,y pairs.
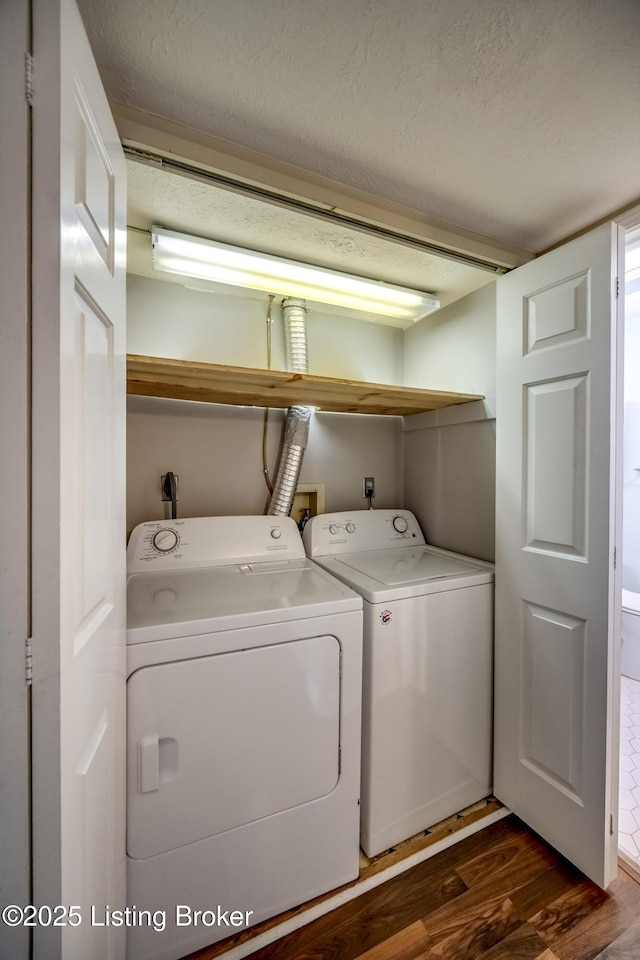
614,204 -> 640,869
0,2 -> 32,958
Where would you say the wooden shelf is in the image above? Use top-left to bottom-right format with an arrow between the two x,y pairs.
127,354 -> 484,417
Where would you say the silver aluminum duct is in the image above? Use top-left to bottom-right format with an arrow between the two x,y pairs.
267,298 -> 312,517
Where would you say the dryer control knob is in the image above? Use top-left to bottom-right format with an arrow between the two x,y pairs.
329,523 -> 339,535
152,528 -> 179,553
346,522 -> 356,534
270,527 -> 282,539
392,515 -> 408,533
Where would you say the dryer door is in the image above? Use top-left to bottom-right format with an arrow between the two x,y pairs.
127,634 -> 341,859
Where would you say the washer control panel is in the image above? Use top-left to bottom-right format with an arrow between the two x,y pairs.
303,509 -> 425,557
127,515 -> 305,573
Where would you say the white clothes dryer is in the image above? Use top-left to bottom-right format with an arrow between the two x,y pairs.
304,509 -> 494,859
126,516 -> 362,960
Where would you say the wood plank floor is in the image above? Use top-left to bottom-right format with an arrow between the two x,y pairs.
188,816 -> 640,960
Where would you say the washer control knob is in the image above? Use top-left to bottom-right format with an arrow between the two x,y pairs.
392,515 -> 408,534
270,527 -> 282,539
152,528 -> 179,553
329,523 -> 339,535
346,522 -> 356,534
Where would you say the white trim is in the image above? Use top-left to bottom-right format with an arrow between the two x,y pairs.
0,4 -> 32,958
619,850 -> 640,884
218,807 -> 512,960
615,204 -> 640,231
403,397 -> 496,432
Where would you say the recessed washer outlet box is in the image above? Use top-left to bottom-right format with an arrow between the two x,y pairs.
292,483 -> 326,529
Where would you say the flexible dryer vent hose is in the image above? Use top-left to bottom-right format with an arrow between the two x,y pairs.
267,297 -> 312,517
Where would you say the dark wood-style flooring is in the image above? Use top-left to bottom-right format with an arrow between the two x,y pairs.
190,815 -> 640,960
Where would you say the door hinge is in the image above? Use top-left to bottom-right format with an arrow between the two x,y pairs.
611,813 -> 615,836
25,53 -> 34,106
616,277 -> 620,299
338,747 -> 342,775
25,637 -> 33,686
614,546 -> 617,570
339,651 -> 343,680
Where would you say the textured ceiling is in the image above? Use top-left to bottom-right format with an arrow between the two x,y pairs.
78,0 -> 640,253
126,159 -> 495,326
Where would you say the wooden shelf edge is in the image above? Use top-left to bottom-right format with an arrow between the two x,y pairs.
126,354 -> 485,417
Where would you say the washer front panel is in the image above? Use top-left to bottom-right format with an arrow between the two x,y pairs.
128,635 -> 341,860
360,586 -> 493,857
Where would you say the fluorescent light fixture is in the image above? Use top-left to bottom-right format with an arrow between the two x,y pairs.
151,226 -> 439,321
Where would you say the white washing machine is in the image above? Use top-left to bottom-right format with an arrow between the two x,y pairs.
126,515 -> 363,960
304,509 -> 494,859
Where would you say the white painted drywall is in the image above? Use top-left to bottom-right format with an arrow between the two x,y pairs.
404,420 -> 496,562
127,397 -> 402,533
403,282 -> 496,396
126,274 -> 499,549
126,275 -> 404,530
403,284 -> 497,561
127,274 -> 278,368
127,274 -> 404,383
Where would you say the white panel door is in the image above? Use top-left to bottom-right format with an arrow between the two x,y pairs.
495,223 -> 624,888
31,0 -> 127,957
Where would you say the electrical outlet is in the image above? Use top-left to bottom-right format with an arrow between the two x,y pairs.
363,477 -> 375,499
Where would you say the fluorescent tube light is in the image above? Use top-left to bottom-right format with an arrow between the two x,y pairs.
151,226 -> 439,321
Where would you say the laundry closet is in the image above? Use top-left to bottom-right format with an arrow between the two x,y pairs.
113,136 -> 513,957
121,156 -> 624,905
11,6 -> 625,955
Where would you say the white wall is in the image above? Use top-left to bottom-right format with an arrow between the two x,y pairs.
127,398 -> 403,532
402,284 -> 497,561
404,281 -> 496,396
127,274 -> 404,383
126,275 -> 499,549
126,276 -> 404,531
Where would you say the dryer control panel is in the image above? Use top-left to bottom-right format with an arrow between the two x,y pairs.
304,509 -> 425,557
127,515 -> 305,572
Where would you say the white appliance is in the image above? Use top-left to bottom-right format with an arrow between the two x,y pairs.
304,509 -> 494,858
126,516 -> 363,960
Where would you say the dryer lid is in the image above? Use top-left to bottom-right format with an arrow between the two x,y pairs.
127,558 -> 360,639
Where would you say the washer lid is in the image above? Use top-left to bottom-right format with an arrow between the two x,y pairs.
127,558 -> 360,642
312,544 -> 494,603
338,546 -> 484,586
